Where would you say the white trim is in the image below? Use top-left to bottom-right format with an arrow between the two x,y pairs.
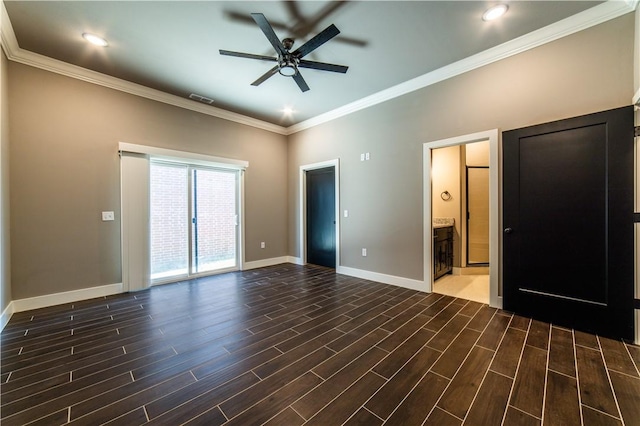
337,266 -> 425,292
299,159 -> 341,267
287,256 -> 304,265
633,88 -> 640,107
243,256 -> 291,270
119,142 -> 248,169
424,129 -> 501,309
1,302 -> 14,331
10,283 -> 123,313
286,0 -> 636,134
1,2 -> 634,136
0,5 -> 286,136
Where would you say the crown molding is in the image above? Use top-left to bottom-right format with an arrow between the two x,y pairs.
0,3 -> 287,135
1,1 -> 635,137
285,0 -> 637,135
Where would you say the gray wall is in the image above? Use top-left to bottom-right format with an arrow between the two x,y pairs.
288,14 -> 635,281
8,63 -> 288,300
1,50 -> 10,313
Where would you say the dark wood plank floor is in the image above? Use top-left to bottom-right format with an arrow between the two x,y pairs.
1,264 -> 639,425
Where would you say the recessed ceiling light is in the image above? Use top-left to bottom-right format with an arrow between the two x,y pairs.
282,107 -> 294,116
82,33 -> 108,47
482,4 -> 509,21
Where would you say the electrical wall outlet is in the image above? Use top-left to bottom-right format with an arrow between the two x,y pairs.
344,210 -> 349,218
360,153 -> 365,161
362,248 -> 367,257
260,242 -> 266,249
365,152 -> 370,160
102,211 -> 114,221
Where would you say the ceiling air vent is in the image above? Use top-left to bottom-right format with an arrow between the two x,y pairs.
189,93 -> 214,105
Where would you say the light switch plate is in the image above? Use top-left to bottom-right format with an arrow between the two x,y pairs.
102,211 -> 115,221
344,210 -> 349,218
365,152 -> 370,160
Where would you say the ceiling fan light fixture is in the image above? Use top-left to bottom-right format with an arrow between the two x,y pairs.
278,62 -> 297,77
82,32 -> 108,47
482,4 -> 508,21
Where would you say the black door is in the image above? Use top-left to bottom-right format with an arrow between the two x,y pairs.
306,167 -> 336,268
503,106 -> 634,340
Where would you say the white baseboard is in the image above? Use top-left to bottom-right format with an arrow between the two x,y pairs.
10,283 -> 123,314
337,266 -> 426,292
243,256 -> 292,271
1,301 -> 15,331
1,282 -> 124,332
287,256 -> 304,265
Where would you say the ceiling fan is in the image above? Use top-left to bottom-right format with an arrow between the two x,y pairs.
219,13 -> 349,92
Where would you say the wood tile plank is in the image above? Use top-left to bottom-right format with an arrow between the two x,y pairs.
304,372 -> 386,426
608,370 -> 640,425
263,407 -> 305,426
475,312 -> 511,351
383,372 -> 449,425
312,328 -> 389,379
365,345 -> 440,419
292,346 -> 387,420
543,370 -> 581,425
145,372 -> 259,423
503,407 -> 541,426
219,346 -> 334,419
436,346 -> 494,419
599,336 -> 639,377
526,320 -> 550,350
372,328 -> 435,379
423,407 -> 462,426
581,405 -> 623,426
509,345 -> 547,419
427,314 -> 470,352
343,408 -> 383,426
223,372 -> 323,426
490,327 -> 526,378
430,328 -> 480,379
465,371 -> 512,425
575,345 -> 620,417
548,327 -> 576,377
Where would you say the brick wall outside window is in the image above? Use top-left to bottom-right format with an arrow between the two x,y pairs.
150,163 -> 237,280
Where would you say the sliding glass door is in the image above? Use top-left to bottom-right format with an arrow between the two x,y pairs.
150,162 -> 239,283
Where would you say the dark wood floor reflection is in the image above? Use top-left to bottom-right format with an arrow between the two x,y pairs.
2,264 -> 639,425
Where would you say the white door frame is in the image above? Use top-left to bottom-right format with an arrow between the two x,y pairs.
423,129 -> 502,308
299,159 -> 340,267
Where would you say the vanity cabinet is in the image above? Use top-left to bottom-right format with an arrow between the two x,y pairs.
434,226 -> 453,280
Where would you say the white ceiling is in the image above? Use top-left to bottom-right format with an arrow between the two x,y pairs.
3,1 -> 632,132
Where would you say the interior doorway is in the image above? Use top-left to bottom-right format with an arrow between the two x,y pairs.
306,167 -> 336,268
299,160 -> 340,269
423,130 -> 500,308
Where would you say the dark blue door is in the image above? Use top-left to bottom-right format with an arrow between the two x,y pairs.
306,167 -> 336,268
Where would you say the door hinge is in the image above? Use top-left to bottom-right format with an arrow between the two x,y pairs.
635,126 -> 640,137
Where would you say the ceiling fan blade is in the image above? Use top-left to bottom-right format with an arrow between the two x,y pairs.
226,11 -> 289,31
219,50 -> 278,62
292,24 -> 340,58
293,72 -> 310,92
299,60 -> 348,73
304,1 -> 347,32
251,13 -> 287,56
251,66 -> 279,86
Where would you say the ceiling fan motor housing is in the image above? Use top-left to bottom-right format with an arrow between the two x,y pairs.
278,52 -> 299,77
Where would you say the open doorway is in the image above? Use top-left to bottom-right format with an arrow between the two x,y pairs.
430,142 -> 490,304
423,130 -> 501,308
